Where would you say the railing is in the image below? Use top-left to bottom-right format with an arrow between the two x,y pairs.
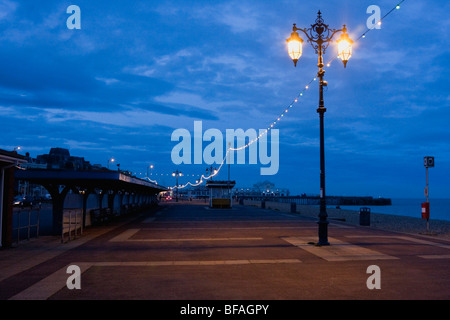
237,195 -> 391,206
238,196 -> 319,205
61,209 -> 83,243
13,207 -> 40,244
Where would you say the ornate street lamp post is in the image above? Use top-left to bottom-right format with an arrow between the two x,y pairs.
147,164 -> 154,178
286,11 -> 353,246
107,157 -> 115,169
172,170 -> 182,202
206,166 -> 217,181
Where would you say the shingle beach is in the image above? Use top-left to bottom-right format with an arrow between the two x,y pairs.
295,205 -> 450,240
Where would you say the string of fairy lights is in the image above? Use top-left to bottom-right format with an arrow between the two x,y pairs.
145,1 -> 406,191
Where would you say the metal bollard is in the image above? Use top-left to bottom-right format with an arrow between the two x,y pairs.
27,209 -> 31,240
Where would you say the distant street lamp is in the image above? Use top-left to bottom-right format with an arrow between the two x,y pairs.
206,166 -> 217,181
147,164 -> 154,178
14,146 -> 21,152
423,156 -> 434,233
172,170 -> 182,202
286,11 -> 353,246
107,158 -> 115,169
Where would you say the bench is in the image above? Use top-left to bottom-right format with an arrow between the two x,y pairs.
90,208 -> 114,225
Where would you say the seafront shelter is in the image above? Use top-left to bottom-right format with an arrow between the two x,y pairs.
0,149 -> 27,247
14,169 -> 167,236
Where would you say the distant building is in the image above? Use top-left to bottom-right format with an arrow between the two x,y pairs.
234,180 -> 289,198
178,185 -> 209,199
17,148 -> 96,199
178,180 -> 290,201
34,147 -> 92,170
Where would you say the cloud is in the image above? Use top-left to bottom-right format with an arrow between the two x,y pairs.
37,107 -> 194,129
124,65 -> 156,77
95,77 -> 120,85
154,91 -> 214,109
1,0 -> 450,198
0,0 -> 17,21
211,5 -> 261,33
153,1 -> 262,33
153,90 -> 250,124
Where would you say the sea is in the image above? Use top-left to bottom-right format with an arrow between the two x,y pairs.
336,198 -> 450,222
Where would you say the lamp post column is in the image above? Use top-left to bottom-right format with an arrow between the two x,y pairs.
316,42 -> 329,246
173,170 -> 181,202
176,174 -> 179,202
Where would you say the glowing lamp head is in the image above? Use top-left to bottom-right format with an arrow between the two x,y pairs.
286,26 -> 303,67
337,26 -> 353,68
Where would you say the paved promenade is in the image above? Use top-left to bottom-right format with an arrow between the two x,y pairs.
1,202 -> 449,302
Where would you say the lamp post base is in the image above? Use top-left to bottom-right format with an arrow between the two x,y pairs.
317,219 -> 330,246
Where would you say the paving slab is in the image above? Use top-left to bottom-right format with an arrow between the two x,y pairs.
1,203 -> 449,303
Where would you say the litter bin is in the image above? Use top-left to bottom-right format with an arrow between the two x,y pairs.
290,202 -> 296,213
360,207 -> 371,226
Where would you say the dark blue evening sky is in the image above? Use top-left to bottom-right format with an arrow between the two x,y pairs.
1,0 -> 449,198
